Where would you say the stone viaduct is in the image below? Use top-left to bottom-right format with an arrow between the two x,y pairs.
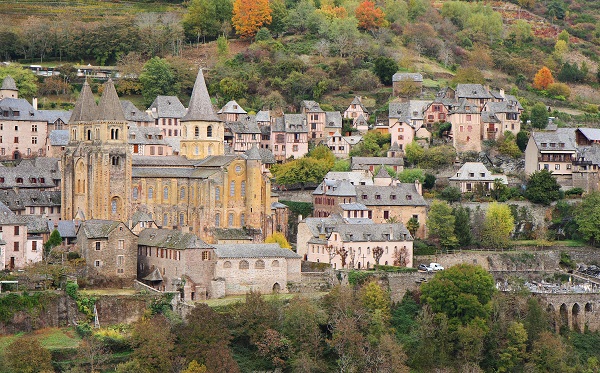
534,292 -> 600,332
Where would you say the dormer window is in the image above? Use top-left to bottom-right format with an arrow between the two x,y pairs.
16,177 -> 23,184
375,194 -> 381,200
390,194 -> 396,200
550,143 -> 556,147
469,173 -> 475,177
480,173 -> 485,177
362,194 -> 368,199
406,194 -> 412,200
13,111 -> 19,116
30,177 -> 36,183
541,143 -> 547,147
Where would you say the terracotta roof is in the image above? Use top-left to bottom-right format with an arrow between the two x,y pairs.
181,69 -> 220,122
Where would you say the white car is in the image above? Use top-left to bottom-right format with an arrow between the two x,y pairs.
429,263 -> 444,271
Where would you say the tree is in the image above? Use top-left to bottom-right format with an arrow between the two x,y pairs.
405,141 -> 424,166
372,246 -> 384,267
5,337 -> 53,373
530,102 -> 549,129
232,0 -> 272,38
265,232 -> 291,249
532,66 -> 554,90
182,361 -> 208,373
439,186 -> 461,203
44,229 -> 62,261
355,1 -> 387,32
0,65 -> 38,98
525,169 -> 561,205
182,0 -> 232,42
451,66 -> 485,86
360,281 -> 391,317
131,314 -> 175,373
139,57 -> 179,106
271,157 -> 331,189
497,321 -> 528,372
426,200 -> 458,249
420,264 -> 495,324
516,131 -> 529,152
75,336 -> 110,373
574,192 -> 600,245
529,331 -> 569,372
481,202 -> 514,249
453,206 -> 472,247
372,56 -> 398,85
406,217 -> 420,238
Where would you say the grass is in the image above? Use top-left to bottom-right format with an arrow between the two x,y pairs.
513,240 -> 587,247
79,289 -> 137,296
200,292 -> 328,308
36,328 -> 81,350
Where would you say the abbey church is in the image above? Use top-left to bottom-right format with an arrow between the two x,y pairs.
61,70 -> 282,244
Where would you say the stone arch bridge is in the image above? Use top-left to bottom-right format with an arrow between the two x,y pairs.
533,292 -> 600,332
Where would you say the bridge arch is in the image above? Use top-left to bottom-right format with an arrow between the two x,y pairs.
572,303 -> 582,332
559,303 -> 569,332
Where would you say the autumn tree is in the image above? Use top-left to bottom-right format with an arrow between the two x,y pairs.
532,66 -> 554,90
355,0 -> 387,32
265,232 -> 291,249
481,202 -> 514,249
232,0 -> 272,38
130,314 -> 175,373
5,337 -> 53,373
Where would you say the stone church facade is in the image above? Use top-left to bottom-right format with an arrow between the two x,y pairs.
62,70 -> 283,244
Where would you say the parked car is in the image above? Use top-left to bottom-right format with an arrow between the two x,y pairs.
430,263 -> 444,271
418,264 -> 433,272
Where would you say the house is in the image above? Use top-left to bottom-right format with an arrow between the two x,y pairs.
213,243 -> 301,296
575,128 -> 600,146
218,100 -> 247,122
77,220 -> 138,282
0,189 -> 61,220
388,100 -> 431,150
129,125 -> 173,156
449,162 -> 508,193
46,130 -> 69,157
524,128 -> 576,184
297,214 -> 413,269
121,100 -> 153,127
0,157 -> 61,192
455,84 -> 493,110
270,114 -> 309,162
344,96 -> 369,129
0,201 -> 45,270
224,115 -> 262,153
392,72 -> 423,97
324,111 -> 343,137
448,98 -> 482,153
301,100 -> 326,141
572,145 -> 600,192
47,219 -> 78,247
326,131 -> 362,158
147,95 -> 186,138
481,100 -> 521,140
351,156 -> 404,173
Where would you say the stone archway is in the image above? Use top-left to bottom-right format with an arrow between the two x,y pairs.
559,303 -> 569,332
572,303 -> 582,332
272,283 -> 281,293
547,303 -> 557,332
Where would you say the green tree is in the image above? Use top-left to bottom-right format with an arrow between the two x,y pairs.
497,321 -> 528,372
183,0 -> 232,42
420,264 -> 495,324
451,66 -> 485,85
268,0 -> 288,36
182,360 -> 208,373
131,314 -> 175,373
139,57 -> 179,106
396,168 -> 425,183
282,297 -> 326,360
529,331 -> 569,372
439,186 -> 461,203
360,281 -> 391,317
0,65 -> 38,98
574,192 -> 600,245
372,56 -> 398,85
405,141 -> 424,166
271,157 -> 331,189
524,169 -> 561,205
516,131 -> 529,152
453,206 -> 472,247
406,217 -> 420,238
5,337 -> 53,373
349,131 -> 390,157
44,229 -> 62,260
481,202 -> 514,249
530,102 -> 549,129
427,200 -> 458,249
265,232 -> 291,249
307,144 -> 335,167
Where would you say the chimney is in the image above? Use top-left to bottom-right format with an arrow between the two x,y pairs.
499,89 -> 505,98
414,179 -> 422,195
32,97 -> 38,110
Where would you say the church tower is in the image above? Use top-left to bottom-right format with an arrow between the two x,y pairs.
62,79 -> 131,222
180,69 -> 223,160
0,75 -> 18,99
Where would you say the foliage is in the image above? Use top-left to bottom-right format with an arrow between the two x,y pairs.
439,186 -> 461,203
405,141 -> 424,166
533,66 -> 554,90
271,157 -> 330,188
481,202 -> 514,249
424,173 -> 436,189
5,337 -> 53,373
372,56 -> 398,85
0,291 -> 55,324
547,82 -> 571,98
348,130 -> 390,157
265,232 -> 291,249
530,102 -> 549,129
182,0 -> 232,41
558,61 -> 586,83
65,281 -> 78,300
130,314 -> 175,373
420,264 -> 495,324
427,200 -> 458,249
558,251 -> 576,270
516,131 -> 529,152
396,168 -> 424,183
453,206 -> 472,247
0,65 -> 38,98
139,57 -> 180,106
280,200 -> 313,219
182,360 -> 208,373
525,169 -> 561,205
44,229 -> 62,255
355,0 -> 387,32
497,131 -> 522,158
406,217 -> 420,238
232,0 -> 273,38
574,192 -> 600,245
452,66 -> 485,86
347,270 -> 373,286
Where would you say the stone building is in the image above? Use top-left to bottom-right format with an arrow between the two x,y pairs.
147,95 -> 186,138
392,72 -> 423,97
0,201 -> 47,270
524,128 -> 576,184
77,220 -> 138,281
344,96 -> 369,129
449,162 -> 508,194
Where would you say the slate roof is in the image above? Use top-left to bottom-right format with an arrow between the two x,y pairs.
14,215 -> 49,234
271,201 -> 288,209
39,110 -> 71,124
0,200 -> 20,225
244,145 -> 261,161
138,228 -> 212,249
182,69 -> 220,122
333,223 -> 412,242
0,158 -> 60,188
255,110 -> 271,123
340,203 -> 369,211
576,128 -> 600,142
129,126 -> 167,145
79,220 -> 122,239
226,115 -> 261,134
449,162 -> 508,184
323,171 -> 373,185
258,148 -> 276,164
121,100 -> 152,122
388,100 -> 430,125
194,155 -> 238,168
283,114 -> 308,132
47,220 -> 77,238
392,72 -> 423,82
0,97 -> 46,121
148,96 -> 186,119
69,81 -> 97,123
531,128 -> 577,152
213,243 -> 301,259
132,156 -> 193,167
351,156 -> 404,169
1,75 -> 17,90
0,189 -> 61,210
131,211 -> 155,228
313,179 -> 357,196
219,100 -> 247,115
97,79 -> 126,122
449,98 -> 481,114
325,111 -> 342,128
485,101 -> 520,114
348,96 -> 368,113
455,84 -> 493,99
132,167 -> 194,179
212,228 -> 252,241
49,130 -> 69,146
481,111 -> 500,123
374,166 -> 392,179
355,184 -> 427,206
301,100 -> 324,113
577,145 -> 600,166
142,267 -> 163,282
343,135 -> 362,145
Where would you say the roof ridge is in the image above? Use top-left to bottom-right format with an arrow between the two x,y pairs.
181,69 -> 220,122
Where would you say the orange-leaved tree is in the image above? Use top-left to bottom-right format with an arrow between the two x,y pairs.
232,0 -> 272,39
355,0 -> 387,32
533,66 -> 554,90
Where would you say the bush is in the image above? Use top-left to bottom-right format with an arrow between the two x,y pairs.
65,281 -> 79,299
559,251 -> 576,270
547,82 -> 571,98
439,186 -> 461,203
565,187 -> 584,197
413,240 -> 437,255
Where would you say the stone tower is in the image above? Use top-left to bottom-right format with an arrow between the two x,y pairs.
180,69 -> 223,160
0,75 -> 18,99
62,79 -> 132,222
244,145 -> 267,229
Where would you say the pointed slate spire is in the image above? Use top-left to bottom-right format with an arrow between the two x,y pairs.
245,144 -> 261,161
375,165 -> 391,179
1,75 -> 17,91
97,79 -> 126,122
182,69 -> 220,122
69,80 -> 98,124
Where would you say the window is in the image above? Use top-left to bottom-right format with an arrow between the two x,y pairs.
241,181 -> 246,196
110,128 -> 119,140
32,241 -> 37,251
223,261 -> 232,268
95,241 -> 101,251
118,240 -> 124,250
13,242 -> 19,251
163,214 -> 168,227
215,187 -> 220,200
94,260 -> 101,267
132,187 -> 138,200
362,194 -> 367,199
194,126 -> 199,137
111,156 -> 119,166
111,199 -> 117,213
293,145 -> 298,151
390,194 -> 396,200
239,260 -> 249,269
117,255 -> 124,266
180,187 -> 185,199
14,226 -> 19,235
148,187 -> 153,199
230,181 -> 235,196
383,210 -> 389,219
32,137 -> 37,144
202,251 -> 210,261
179,212 -> 185,226
228,213 -> 234,227
163,187 -> 169,200
272,260 -> 279,267
255,259 -> 265,269
466,115 -> 471,121
14,136 -> 18,143
150,146 -> 155,155
555,164 -> 560,170
406,194 -> 412,200
375,194 -> 381,200
30,207 -> 35,214
207,126 -> 213,137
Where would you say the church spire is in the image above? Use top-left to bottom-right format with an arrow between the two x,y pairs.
181,69 -> 220,122
97,78 -> 126,122
69,80 -> 97,124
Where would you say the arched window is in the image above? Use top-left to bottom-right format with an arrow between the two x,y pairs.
272,260 -> 280,267
223,261 -> 232,268
163,214 -> 168,227
132,187 -> 138,200
230,181 -> 235,196
111,199 -> 117,213
240,213 -> 245,227
111,156 -> 119,166
215,187 -> 220,201
163,187 -> 169,200
228,213 -> 234,227
111,128 -> 119,140
239,260 -> 249,269
87,129 -> 92,140
179,212 -> 185,226
148,187 -> 154,199
215,213 -> 220,227
194,146 -> 199,155
194,126 -> 199,137
207,125 -> 213,137
180,187 -> 185,199
241,181 -> 246,196
255,260 -> 265,269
